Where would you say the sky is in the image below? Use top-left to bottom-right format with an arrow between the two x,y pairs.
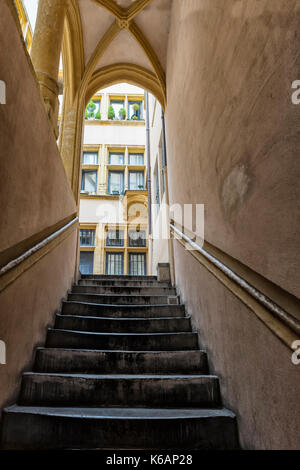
23,0 -> 38,31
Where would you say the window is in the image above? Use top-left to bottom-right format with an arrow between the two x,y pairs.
106,252 -> 124,275
128,101 -> 143,120
81,170 -> 97,194
80,229 -> 95,246
108,171 -> 124,194
129,230 -> 146,247
82,151 -> 98,165
129,153 -> 144,165
86,99 -> 101,120
110,100 -> 125,120
79,251 -> 94,274
129,171 -> 144,190
106,229 -> 124,247
129,253 -> 146,275
109,152 -> 124,165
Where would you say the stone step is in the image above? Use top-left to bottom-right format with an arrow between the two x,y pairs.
61,301 -> 185,318
46,329 -> 199,351
19,373 -> 220,407
81,275 -> 157,281
67,293 -> 178,305
1,406 -> 239,450
55,314 -> 192,334
34,348 -> 209,374
72,284 -> 177,296
78,279 -> 171,288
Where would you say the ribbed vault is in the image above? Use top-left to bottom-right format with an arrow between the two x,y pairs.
63,0 -> 172,108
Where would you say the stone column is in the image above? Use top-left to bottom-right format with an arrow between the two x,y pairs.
31,0 -> 68,138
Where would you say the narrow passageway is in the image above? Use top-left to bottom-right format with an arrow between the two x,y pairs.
0,0 -> 300,451
1,270 -> 238,449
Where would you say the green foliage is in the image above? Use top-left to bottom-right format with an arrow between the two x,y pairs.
87,101 -> 96,112
119,107 -> 126,119
132,115 -> 138,120
85,109 -> 88,120
133,103 -> 140,112
108,105 -> 115,120
95,110 -> 101,120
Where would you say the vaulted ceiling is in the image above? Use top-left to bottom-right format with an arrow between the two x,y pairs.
65,0 -> 173,107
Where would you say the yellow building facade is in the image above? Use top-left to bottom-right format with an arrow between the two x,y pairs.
14,0 -> 32,52
79,83 -> 148,275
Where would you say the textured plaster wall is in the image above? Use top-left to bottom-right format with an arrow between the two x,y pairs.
166,0 -> 300,298
0,4 -> 77,416
0,231 -> 78,416
166,0 -> 300,448
174,242 -> 300,450
0,2 -> 76,256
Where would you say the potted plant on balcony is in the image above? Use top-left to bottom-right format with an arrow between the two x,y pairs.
138,184 -> 144,190
86,100 -> 96,120
108,105 -> 115,120
119,107 -> 126,120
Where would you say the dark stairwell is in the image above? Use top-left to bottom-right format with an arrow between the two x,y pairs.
1,274 -> 239,450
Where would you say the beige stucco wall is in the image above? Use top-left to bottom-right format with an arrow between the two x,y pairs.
166,0 -> 300,298
0,2 -> 76,259
174,242 -> 300,450
0,2 -> 77,417
0,230 -> 78,416
148,95 -> 170,273
165,0 -> 300,448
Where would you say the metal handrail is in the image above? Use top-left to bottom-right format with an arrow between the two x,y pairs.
170,223 -> 300,335
0,217 -> 78,276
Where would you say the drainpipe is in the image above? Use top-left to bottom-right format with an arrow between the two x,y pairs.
145,91 -> 152,235
161,108 -> 176,286
161,108 -> 167,168
145,91 -> 153,275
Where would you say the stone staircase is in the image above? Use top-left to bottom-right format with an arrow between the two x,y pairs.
1,274 -> 239,449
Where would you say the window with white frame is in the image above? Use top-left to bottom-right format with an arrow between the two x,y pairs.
129,230 -> 146,247
80,229 -> 95,247
109,170 -> 124,194
110,99 -> 125,120
81,170 -> 97,194
82,151 -> 98,165
128,101 -> 143,120
109,152 -> 125,165
106,229 -> 124,247
129,153 -> 144,165
129,171 -> 144,190
106,252 -> 124,275
129,253 -> 146,275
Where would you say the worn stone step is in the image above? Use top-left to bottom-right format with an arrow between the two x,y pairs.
81,275 -> 157,281
78,279 -> 171,288
34,348 -> 209,374
1,406 -> 239,450
55,314 -> 192,333
46,329 -> 199,351
19,373 -> 220,407
67,293 -> 178,305
72,284 -> 177,296
61,301 -> 185,318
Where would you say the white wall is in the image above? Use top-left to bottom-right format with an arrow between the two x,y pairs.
148,94 -> 170,272
83,124 -> 145,147
79,199 -> 125,224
